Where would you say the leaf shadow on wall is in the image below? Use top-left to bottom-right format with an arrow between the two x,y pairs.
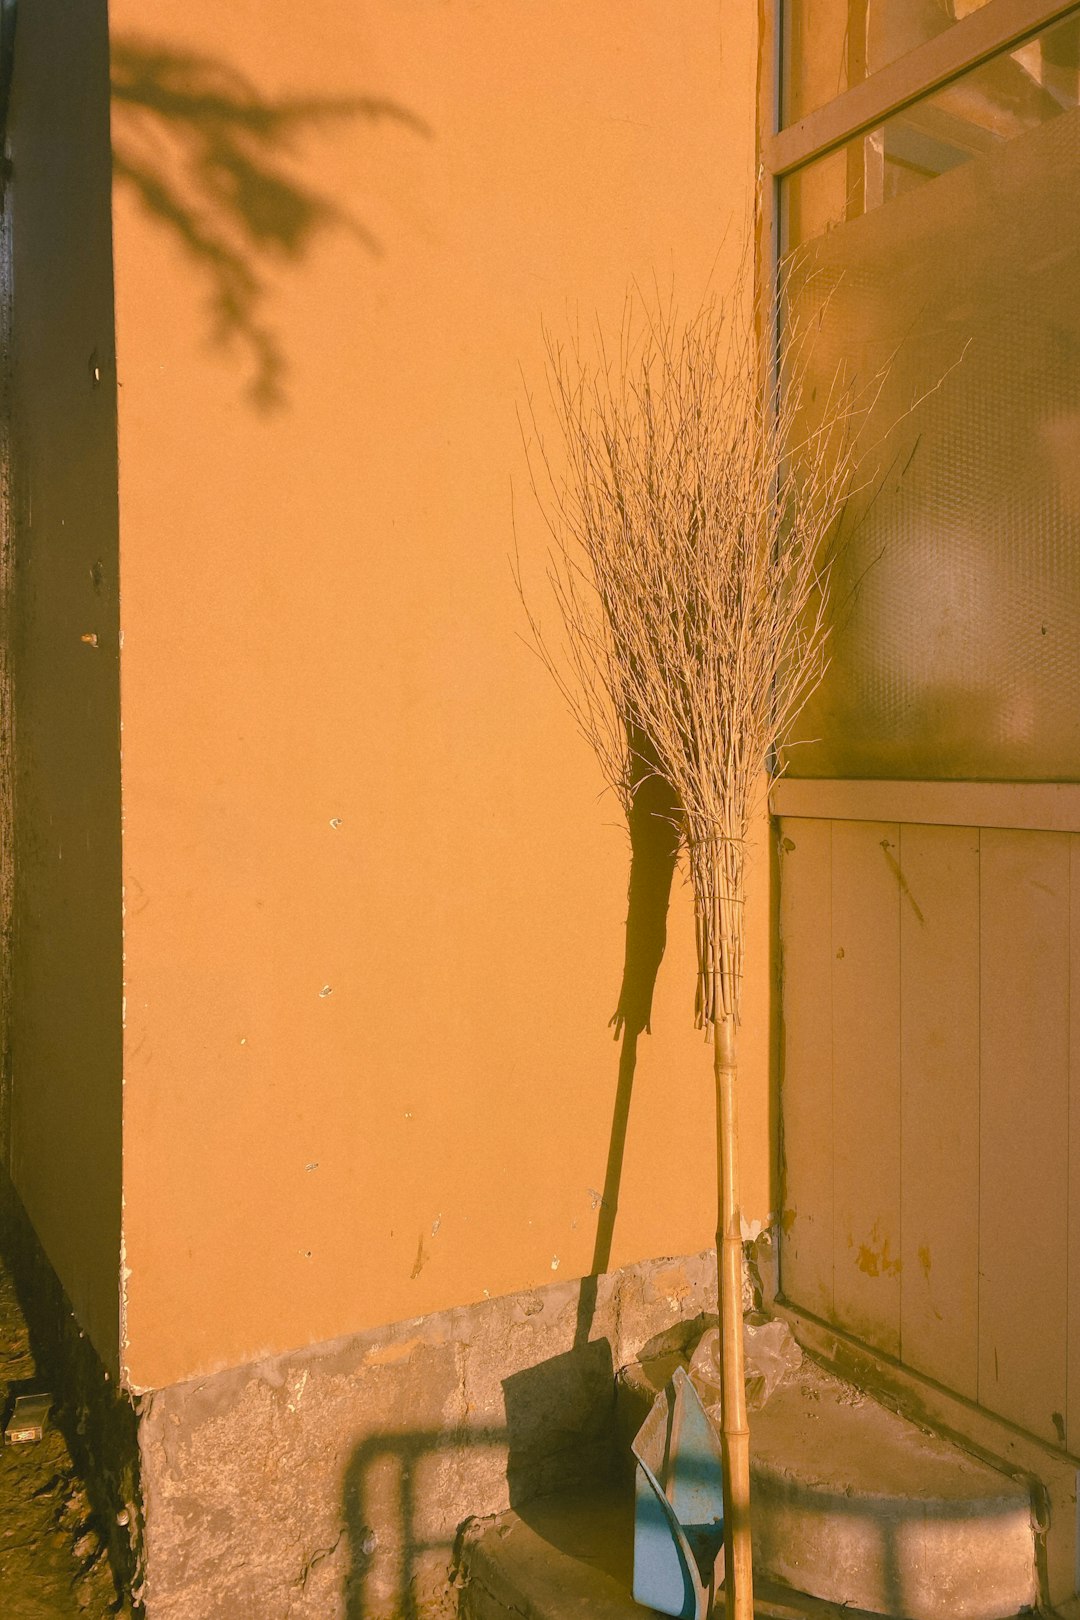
573,750 -> 681,1352
110,35 -> 431,410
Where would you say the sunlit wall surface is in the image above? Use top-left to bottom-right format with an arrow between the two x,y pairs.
108,0 -> 767,1392
781,10 -> 1080,780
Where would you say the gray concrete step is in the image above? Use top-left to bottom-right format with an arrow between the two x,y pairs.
616,1341 -> 1038,1620
457,1484 -> 911,1620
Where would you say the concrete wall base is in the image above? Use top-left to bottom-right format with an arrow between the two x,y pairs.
774,1297 -> 1080,1615
136,1251 -> 720,1620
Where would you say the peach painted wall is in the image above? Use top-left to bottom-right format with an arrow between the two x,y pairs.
110,0 -> 766,1391
6,0 -> 123,1370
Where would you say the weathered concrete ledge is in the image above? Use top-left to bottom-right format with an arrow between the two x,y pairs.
136,1249 -> 719,1620
773,1299 -> 1075,1615
459,1485 -> 899,1620
617,1341 -> 1036,1620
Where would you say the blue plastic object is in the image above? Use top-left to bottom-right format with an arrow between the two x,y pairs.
631,1365 -> 726,1620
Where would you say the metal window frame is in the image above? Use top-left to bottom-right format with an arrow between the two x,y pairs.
766,0 -> 1080,178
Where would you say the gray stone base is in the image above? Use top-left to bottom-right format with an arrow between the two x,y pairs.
137,1251 -> 720,1620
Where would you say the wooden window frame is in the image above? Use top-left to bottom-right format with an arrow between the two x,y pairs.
764,0 -> 1080,178
771,777 -> 1080,832
753,0 -> 1080,808
755,0 -> 1080,492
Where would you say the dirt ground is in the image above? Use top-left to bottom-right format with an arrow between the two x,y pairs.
0,1262 -> 128,1618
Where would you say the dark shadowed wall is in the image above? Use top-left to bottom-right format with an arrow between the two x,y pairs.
6,0 -> 123,1371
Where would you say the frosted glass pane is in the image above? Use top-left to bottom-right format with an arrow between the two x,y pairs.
782,0 -> 996,125
785,11 -> 1080,245
781,103 -> 1080,780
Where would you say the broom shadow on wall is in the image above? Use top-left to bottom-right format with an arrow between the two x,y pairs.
573,746 -> 681,1352
110,35 -> 431,410
498,746 -> 682,1511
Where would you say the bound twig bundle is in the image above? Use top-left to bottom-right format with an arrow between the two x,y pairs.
519,276 -> 865,1620
522,285 -> 859,1013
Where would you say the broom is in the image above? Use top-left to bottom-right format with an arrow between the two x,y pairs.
519,278 -> 861,1620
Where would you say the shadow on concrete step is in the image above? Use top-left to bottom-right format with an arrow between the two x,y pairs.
503,1338 -> 617,1506
341,1325 -> 1039,1620
341,1339 -> 618,1620
459,1482 -> 914,1620
463,1479 -> 1044,1620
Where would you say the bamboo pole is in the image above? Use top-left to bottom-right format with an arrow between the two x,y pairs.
714,1010 -> 753,1620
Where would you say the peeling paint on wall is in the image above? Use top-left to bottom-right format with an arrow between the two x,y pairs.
410,1236 -> 428,1280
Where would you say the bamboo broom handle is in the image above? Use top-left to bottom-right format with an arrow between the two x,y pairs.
714,1014 -> 753,1620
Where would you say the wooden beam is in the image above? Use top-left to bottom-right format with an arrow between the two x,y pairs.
771,777 -> 1080,832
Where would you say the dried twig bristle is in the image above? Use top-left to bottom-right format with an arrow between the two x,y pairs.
518,273 -> 873,1025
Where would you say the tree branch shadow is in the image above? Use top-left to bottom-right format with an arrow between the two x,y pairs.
110,35 -> 431,409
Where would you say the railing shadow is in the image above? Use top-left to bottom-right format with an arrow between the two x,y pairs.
342,1425 -> 507,1620
341,1411 -> 1038,1619
110,34 -> 431,409
342,1400 -> 619,1620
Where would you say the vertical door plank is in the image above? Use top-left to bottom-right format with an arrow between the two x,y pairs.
831,820 -> 902,1356
980,829 -> 1069,1444
778,817 -> 834,1320
1068,836 -> 1080,1453
899,823 -> 980,1399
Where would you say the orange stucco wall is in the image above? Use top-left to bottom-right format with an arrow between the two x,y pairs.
6,0 -> 123,1370
111,0 -> 765,1391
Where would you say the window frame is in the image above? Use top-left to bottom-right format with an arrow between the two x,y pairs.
755,0 -> 1080,490
765,0 -> 1080,179
754,0 -> 1080,787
